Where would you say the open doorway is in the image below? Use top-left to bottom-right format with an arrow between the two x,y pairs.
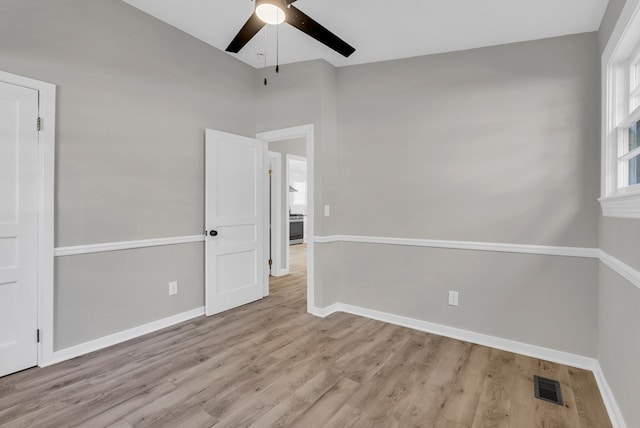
285,153 -> 307,279
257,125 -> 315,313
268,141 -> 307,280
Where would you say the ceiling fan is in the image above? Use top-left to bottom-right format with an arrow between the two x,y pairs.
225,0 -> 356,58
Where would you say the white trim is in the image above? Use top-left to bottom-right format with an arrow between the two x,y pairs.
267,151 -> 284,278
54,235 -> 205,257
262,141 -> 270,296
599,193 -> 640,219
43,307 -> 205,367
593,361 -> 628,428
0,70 -> 57,370
317,302 -> 597,370
619,104 -> 640,130
313,235 -> 599,258
271,268 -> 289,277
618,145 -> 640,162
257,124 -> 315,313
284,154 -> 291,270
599,249 -> 640,290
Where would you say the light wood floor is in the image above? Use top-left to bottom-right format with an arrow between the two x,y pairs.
0,243 -> 611,427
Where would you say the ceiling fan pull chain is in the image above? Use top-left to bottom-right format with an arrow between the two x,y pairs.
264,24 -> 268,85
276,11 -> 280,74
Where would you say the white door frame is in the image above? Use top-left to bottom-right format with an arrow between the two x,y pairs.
267,151 -> 284,277
257,124 -> 315,312
0,70 -> 56,367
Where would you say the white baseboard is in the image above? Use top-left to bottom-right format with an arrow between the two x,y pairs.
307,303 -> 340,317
42,307 -> 205,367
270,268 -> 289,277
309,303 -> 340,317
593,361 -> 628,428
311,302 -> 626,428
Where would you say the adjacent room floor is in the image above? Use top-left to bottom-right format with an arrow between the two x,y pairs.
0,243 -> 611,427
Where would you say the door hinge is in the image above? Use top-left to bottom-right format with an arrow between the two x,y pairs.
37,329 -> 41,343
268,169 -> 273,176
36,117 -> 42,131
268,258 -> 273,266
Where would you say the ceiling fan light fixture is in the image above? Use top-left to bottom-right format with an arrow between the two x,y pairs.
255,0 -> 286,25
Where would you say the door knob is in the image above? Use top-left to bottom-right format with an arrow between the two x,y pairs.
209,230 -> 218,237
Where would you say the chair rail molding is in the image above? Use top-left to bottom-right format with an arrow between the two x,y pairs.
313,235 -> 600,258
54,235 -> 205,257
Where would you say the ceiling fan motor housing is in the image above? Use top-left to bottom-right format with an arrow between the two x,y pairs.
255,0 -> 288,25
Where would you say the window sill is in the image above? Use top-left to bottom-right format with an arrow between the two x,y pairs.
599,192 -> 640,219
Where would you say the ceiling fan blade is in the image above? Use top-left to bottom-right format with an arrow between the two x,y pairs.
226,13 -> 266,53
286,5 -> 355,58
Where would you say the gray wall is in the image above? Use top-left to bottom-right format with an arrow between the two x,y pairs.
597,1 -> 640,426
0,0 -> 256,349
322,33 -> 602,356
268,138 -> 306,270
336,34 -> 600,247
600,217 -> 640,268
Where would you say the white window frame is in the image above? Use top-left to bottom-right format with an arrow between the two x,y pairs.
600,0 -> 640,218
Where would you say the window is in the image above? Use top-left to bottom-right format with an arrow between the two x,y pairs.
291,181 -> 307,206
621,54 -> 640,188
600,0 -> 640,218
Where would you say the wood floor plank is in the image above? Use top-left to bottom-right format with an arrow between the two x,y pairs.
210,397 -> 272,428
70,381 -> 177,427
322,404 -> 364,428
470,349 -> 515,428
106,421 -> 133,428
288,377 -> 361,427
507,354 -> 539,428
0,244 -> 612,428
248,369 -> 340,427
437,344 -> 493,426
173,410 -> 216,428
347,332 -> 439,424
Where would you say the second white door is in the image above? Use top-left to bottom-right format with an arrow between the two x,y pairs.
0,81 -> 39,377
205,129 -> 266,316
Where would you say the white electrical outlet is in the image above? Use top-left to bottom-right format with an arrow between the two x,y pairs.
169,281 -> 178,296
448,290 -> 459,306
324,204 -> 331,217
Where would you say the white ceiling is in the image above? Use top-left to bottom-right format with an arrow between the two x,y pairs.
122,0 -> 609,68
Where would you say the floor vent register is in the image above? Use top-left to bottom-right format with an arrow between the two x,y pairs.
533,375 -> 564,406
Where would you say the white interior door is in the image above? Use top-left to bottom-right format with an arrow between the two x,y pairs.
0,81 -> 39,377
205,129 -> 265,316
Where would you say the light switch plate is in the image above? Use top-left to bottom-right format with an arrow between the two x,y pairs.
169,281 -> 178,296
324,205 -> 330,217
448,290 -> 459,306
